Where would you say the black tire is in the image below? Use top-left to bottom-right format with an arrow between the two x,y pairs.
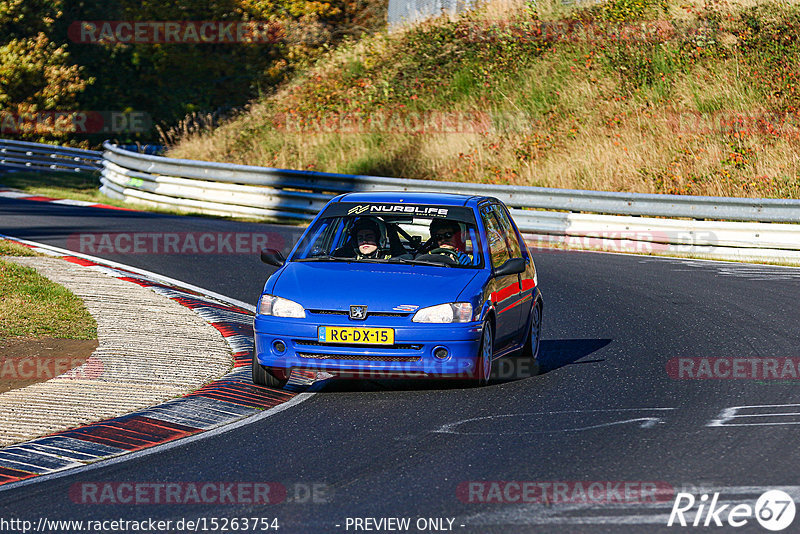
473,321 -> 494,386
252,353 -> 289,388
522,301 -> 542,370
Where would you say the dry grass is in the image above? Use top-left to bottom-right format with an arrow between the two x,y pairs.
167,0 -> 800,199
0,240 -> 38,257
0,250 -> 97,339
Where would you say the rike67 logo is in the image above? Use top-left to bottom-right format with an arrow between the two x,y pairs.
668,490 -> 796,531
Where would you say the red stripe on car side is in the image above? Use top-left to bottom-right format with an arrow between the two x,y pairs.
498,294 -> 532,314
491,283 -> 518,304
520,278 -> 536,291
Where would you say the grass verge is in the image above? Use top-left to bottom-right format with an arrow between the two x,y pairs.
0,241 -> 97,339
0,240 -> 37,257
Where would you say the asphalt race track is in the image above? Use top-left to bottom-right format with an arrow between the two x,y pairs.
2,196 -> 800,533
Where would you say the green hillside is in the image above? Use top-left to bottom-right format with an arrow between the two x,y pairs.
169,0 -> 800,198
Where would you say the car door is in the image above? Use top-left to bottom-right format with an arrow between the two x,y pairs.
494,204 -> 535,343
480,204 -> 521,350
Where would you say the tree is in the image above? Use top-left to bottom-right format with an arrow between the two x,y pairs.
0,0 -> 92,141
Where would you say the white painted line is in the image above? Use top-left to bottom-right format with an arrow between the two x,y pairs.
0,457 -> 51,472
0,233 -> 254,312
0,456 -> 81,474
433,408 -> 676,435
461,486 -> 800,526
225,334 -> 254,353
707,404 -> 800,427
0,191 -> 33,199
0,234 -> 314,488
546,244 -> 800,270
0,392 -> 314,493
5,442 -> 103,462
50,199 -> 96,206
194,307 -> 254,324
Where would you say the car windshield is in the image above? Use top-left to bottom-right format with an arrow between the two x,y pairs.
290,204 -> 483,268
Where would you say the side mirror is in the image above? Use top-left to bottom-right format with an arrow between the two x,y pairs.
260,248 -> 285,267
494,257 -> 526,277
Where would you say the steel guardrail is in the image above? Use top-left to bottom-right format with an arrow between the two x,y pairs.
0,139 -> 102,173
96,141 -> 800,264
102,141 -> 800,224
4,138 -> 800,263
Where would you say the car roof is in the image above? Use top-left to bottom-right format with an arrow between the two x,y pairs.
336,191 -> 495,207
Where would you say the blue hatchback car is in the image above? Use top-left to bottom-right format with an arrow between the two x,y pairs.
253,192 -> 542,387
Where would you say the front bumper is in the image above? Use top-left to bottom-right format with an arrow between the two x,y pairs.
253,314 -> 483,378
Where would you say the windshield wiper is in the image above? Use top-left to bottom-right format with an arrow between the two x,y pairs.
297,256 -> 453,267
296,256 -> 395,263
295,255 -> 349,262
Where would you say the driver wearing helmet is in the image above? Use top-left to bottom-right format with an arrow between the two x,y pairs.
338,217 -> 389,259
429,219 -> 471,265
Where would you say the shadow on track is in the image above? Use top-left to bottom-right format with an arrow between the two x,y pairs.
537,338 -> 611,374
295,338 -> 612,392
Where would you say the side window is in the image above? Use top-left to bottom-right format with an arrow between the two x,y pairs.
298,219 -> 336,257
314,218 -> 348,256
492,205 -> 523,259
481,207 -> 510,269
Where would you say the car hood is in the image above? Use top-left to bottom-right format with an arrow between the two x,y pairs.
271,262 -> 481,311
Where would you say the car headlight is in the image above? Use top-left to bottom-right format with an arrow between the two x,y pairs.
412,302 -> 473,323
258,294 -> 306,318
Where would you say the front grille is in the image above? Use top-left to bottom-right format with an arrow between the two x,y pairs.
294,340 -> 422,350
298,353 -> 422,362
308,309 -> 410,318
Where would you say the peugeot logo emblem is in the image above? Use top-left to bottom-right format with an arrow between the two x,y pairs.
349,305 -> 367,320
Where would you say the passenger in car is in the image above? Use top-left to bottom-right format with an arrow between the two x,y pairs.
334,217 -> 391,259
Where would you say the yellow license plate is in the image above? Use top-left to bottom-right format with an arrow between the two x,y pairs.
317,326 -> 394,345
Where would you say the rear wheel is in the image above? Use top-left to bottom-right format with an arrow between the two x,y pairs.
252,353 -> 289,388
522,301 -> 542,367
474,321 -> 494,386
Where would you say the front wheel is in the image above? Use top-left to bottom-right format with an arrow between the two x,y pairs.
473,321 -> 494,386
252,353 -> 289,388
